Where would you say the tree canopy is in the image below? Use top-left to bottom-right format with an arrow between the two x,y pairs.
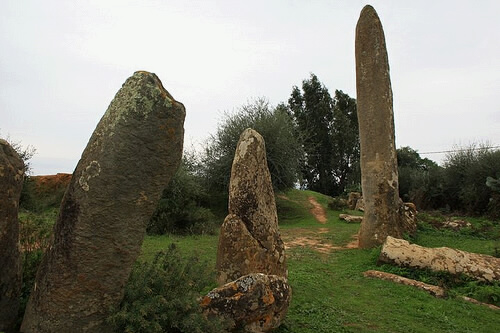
287,73 -> 360,196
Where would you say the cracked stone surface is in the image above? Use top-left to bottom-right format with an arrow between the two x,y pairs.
216,129 -> 287,285
0,139 -> 24,332
379,236 -> 500,282
21,71 -> 185,333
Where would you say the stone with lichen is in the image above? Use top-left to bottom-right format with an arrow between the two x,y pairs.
21,71 -> 185,333
379,236 -> 500,282
0,139 -> 24,332
201,273 -> 291,333
216,128 -> 287,285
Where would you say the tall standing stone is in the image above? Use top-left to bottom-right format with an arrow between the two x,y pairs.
21,71 -> 185,332
355,5 -> 405,248
216,128 -> 287,285
0,140 -> 24,333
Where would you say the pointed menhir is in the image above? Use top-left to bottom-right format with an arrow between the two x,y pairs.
355,5 -> 411,248
216,128 -> 287,285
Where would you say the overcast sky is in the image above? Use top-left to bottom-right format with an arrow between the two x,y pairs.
2,0 -> 499,175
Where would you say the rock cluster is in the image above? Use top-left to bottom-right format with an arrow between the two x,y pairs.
347,192 -> 362,210
21,71 -> 185,333
0,140 -> 24,332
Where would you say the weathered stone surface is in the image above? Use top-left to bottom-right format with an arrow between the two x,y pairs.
216,129 -> 287,285
201,273 -> 291,333
21,71 -> 185,333
339,214 -> 363,223
0,140 -> 24,332
347,192 -> 361,210
355,5 -> 408,248
379,236 -> 500,282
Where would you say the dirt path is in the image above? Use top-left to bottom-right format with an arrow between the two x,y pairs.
308,196 -> 327,224
279,194 -> 358,253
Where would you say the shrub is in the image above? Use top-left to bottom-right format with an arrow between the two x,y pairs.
107,244 -> 229,333
443,144 -> 500,216
397,146 -> 445,209
148,154 -> 218,235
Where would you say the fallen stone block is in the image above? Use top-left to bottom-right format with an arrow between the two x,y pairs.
379,236 -> 500,282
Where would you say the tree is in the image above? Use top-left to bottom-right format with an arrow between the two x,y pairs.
201,98 -> 304,198
331,90 -> 360,193
287,74 -> 359,196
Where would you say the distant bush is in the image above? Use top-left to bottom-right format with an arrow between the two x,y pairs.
397,146 -> 445,209
443,144 -> 500,217
148,154 -> 218,235
107,244 -> 229,333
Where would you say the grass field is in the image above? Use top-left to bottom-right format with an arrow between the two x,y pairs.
140,189 -> 500,333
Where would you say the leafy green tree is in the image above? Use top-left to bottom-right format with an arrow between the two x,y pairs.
287,74 -> 359,195
201,98 -> 304,198
331,90 -> 360,193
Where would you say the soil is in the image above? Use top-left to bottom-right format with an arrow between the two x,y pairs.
281,228 -> 359,253
308,196 -> 327,224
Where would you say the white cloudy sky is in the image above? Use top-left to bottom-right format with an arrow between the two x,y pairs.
1,0 -> 499,175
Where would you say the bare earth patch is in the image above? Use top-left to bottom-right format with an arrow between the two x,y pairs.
281,228 -> 358,253
308,196 -> 327,224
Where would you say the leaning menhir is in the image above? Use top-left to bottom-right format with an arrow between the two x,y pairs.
21,71 -> 185,332
355,5 -> 413,248
0,140 -> 24,333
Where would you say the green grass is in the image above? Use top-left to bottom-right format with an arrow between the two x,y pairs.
141,189 -> 500,333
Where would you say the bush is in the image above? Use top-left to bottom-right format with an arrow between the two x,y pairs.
148,155 -> 218,235
397,146 -> 445,209
443,144 -> 500,216
107,244 -> 229,333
